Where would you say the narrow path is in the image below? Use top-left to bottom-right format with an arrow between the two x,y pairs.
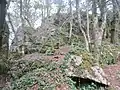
103,62 -> 120,90
43,46 -> 70,61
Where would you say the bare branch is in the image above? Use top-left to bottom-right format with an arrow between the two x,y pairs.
7,13 -> 15,34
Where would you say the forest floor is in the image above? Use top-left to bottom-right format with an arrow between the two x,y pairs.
52,46 -> 120,90
47,46 -> 120,90
103,61 -> 120,90
42,46 -> 120,90
0,74 -> 10,89
1,46 -> 120,90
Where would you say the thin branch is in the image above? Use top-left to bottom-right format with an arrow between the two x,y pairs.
6,0 -> 12,10
24,16 -> 36,30
24,16 -> 32,27
7,13 -> 15,34
116,0 -> 120,9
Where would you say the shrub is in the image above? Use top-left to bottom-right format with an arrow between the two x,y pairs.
100,42 -> 120,65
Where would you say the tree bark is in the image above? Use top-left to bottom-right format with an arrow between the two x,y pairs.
91,0 -> 106,62
7,13 -> 15,34
20,0 -> 25,55
92,0 -> 99,62
0,0 -> 9,74
69,0 -> 73,43
0,0 -> 9,59
86,1 -> 90,44
110,0 -> 117,44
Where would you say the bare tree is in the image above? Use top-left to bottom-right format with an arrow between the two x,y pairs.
8,13 -> 15,34
46,0 -> 50,17
20,0 -> 25,55
86,0 -> 91,44
69,0 -> 73,43
76,0 -> 89,51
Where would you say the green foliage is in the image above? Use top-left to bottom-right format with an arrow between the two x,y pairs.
69,40 -> 89,58
10,52 -> 23,60
107,87 -> 116,90
40,39 -> 55,54
70,39 -> 120,66
7,35 -> 115,90
79,82 -> 103,90
8,57 -> 76,90
11,68 -> 56,90
69,41 -> 96,71
39,36 -> 64,55
100,42 -> 120,65
0,58 -> 10,74
10,60 -> 46,80
67,78 -> 77,90
45,47 -> 55,55
0,62 -> 9,74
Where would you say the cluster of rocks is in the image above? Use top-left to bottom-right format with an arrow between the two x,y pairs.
10,13 -> 70,54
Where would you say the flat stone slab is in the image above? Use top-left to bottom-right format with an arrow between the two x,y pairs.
66,55 -> 110,86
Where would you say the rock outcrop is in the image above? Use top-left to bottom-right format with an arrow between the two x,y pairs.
66,55 -> 110,86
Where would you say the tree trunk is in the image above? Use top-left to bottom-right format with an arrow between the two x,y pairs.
0,0 -> 9,59
42,0 -> 45,22
97,0 -> 106,45
76,0 -> 89,51
86,1 -> 90,43
0,0 -> 9,74
76,0 -> 79,19
20,0 -> 25,55
113,0 -> 120,43
111,0 -> 117,44
69,0 -> 73,43
46,0 -> 50,17
92,0 -> 100,62
92,0 -> 106,62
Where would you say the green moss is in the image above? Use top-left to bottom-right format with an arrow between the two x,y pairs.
69,40 -> 96,72
80,61 -> 92,71
107,87 -> 116,90
79,52 -> 95,72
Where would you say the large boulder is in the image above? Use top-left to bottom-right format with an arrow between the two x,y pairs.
66,55 -> 110,86
32,13 -> 69,44
10,26 -> 36,52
